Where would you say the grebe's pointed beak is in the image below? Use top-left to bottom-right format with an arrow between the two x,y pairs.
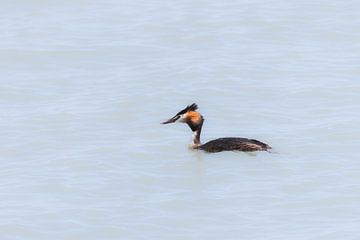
161,115 -> 180,124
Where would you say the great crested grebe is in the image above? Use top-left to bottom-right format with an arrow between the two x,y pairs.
162,103 -> 271,153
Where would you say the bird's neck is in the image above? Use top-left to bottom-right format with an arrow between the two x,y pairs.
190,129 -> 201,148
189,119 -> 203,149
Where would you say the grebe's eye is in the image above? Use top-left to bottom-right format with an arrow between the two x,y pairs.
177,114 -> 185,121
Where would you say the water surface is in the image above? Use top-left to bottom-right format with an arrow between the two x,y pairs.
1,0 -> 360,239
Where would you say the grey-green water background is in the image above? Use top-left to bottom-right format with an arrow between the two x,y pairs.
1,0 -> 360,239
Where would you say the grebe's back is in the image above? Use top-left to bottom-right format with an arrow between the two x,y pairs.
199,137 -> 271,153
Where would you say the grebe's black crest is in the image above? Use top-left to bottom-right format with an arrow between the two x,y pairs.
161,103 -> 271,153
174,103 -> 198,117
185,103 -> 198,111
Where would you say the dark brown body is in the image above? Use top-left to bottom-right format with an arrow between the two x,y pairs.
199,137 -> 271,153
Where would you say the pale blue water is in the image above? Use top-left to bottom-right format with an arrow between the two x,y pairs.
1,1 -> 360,239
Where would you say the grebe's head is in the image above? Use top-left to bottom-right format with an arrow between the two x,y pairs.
161,103 -> 203,131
